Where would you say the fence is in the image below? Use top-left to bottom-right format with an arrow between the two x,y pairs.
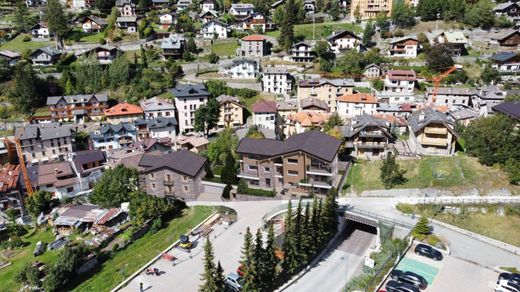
413,196 -> 520,205
343,206 -> 413,229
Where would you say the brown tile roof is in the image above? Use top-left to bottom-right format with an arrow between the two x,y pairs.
105,102 -> 144,117
386,70 -> 417,81
252,100 -> 277,113
0,164 -> 20,192
242,34 -> 266,41
338,93 -> 377,104
289,112 -> 330,126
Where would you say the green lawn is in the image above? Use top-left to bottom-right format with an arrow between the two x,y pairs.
0,34 -> 51,52
240,92 -> 276,112
211,40 -> 238,57
346,155 -> 519,194
0,228 -> 61,292
267,22 -> 362,40
73,206 -> 213,291
80,32 -> 105,43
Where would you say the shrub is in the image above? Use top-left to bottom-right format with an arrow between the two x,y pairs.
149,217 -> 163,234
22,34 -> 32,42
222,184 -> 232,200
237,179 -> 248,194
208,53 -> 219,64
99,38 -> 107,45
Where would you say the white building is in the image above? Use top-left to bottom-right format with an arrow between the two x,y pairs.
220,59 -> 260,79
489,51 -> 520,73
140,96 -> 176,119
172,84 -> 210,133
383,70 -> 417,93
252,100 -> 278,130
326,30 -> 362,54
230,3 -> 255,16
262,66 -> 293,96
201,20 -> 229,39
364,64 -> 383,79
388,37 -> 420,58
425,87 -> 477,108
30,23 -> 49,39
289,41 -> 315,63
337,93 -> 378,118
159,13 -> 174,25
135,117 -> 178,140
201,0 -> 216,12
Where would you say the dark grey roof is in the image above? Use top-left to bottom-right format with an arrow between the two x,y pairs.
84,16 -> 107,26
263,66 -> 290,74
448,108 -> 479,121
489,51 -> 518,62
300,98 -> 329,111
236,130 -> 341,162
15,123 -> 72,141
72,150 -> 106,174
161,33 -> 186,49
407,109 -> 458,137
493,101 -> 520,119
134,117 -> 178,129
425,87 -> 478,96
479,85 -> 507,101
326,30 -> 360,42
46,93 -> 108,106
139,150 -> 207,177
203,19 -> 229,28
341,114 -> 391,138
31,47 -> 61,57
90,123 -> 136,139
494,1 -> 519,11
172,84 -> 209,99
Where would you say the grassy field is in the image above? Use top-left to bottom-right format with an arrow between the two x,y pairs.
267,22 -> 362,40
73,206 -> 213,291
0,34 -> 51,52
0,228 -> 61,292
345,155 -> 519,195
211,40 -> 238,57
80,32 -> 105,43
240,91 -> 276,111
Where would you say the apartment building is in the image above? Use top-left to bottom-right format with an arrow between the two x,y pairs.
383,70 -> 417,94
350,0 -> 393,19
236,131 -> 342,196
236,34 -> 269,57
425,87 -> 477,107
140,96 -> 176,119
105,102 -> 144,124
90,123 -> 137,150
172,84 -> 210,133
14,123 -> 73,164
388,37 -> 420,58
342,114 -> 393,159
46,93 -> 108,123
220,59 -> 260,79
290,42 -> 316,63
0,164 -> 24,216
27,161 -> 81,199
161,34 -> 186,59
297,79 -> 355,112
134,117 -> 178,140
407,109 -> 459,156
217,95 -> 246,128
337,93 -> 378,118
262,67 -> 293,96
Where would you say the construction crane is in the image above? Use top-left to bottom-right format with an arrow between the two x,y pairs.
13,138 -> 34,196
431,65 -> 459,104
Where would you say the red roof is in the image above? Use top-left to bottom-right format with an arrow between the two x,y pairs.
252,100 -> 277,113
105,102 -> 144,117
386,70 -> 417,81
242,34 -> 266,41
338,93 -> 377,104
0,164 -> 20,192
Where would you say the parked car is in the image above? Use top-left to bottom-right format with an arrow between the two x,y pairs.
386,280 -> 420,292
33,241 -> 45,256
226,273 -> 244,291
499,273 -> 520,286
414,244 -> 443,261
495,279 -> 520,292
390,270 -> 428,289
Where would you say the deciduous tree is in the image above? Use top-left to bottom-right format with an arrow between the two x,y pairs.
194,97 -> 220,136
90,166 -> 139,207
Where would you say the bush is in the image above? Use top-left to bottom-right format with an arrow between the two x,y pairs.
99,38 -> 107,45
150,217 -> 163,234
222,184 -> 232,200
22,34 -> 32,42
237,179 -> 248,194
208,53 -> 219,64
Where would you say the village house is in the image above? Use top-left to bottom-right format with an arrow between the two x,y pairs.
285,111 -> 330,136
134,117 -> 178,140
236,34 -> 269,57
382,70 -> 417,94
493,2 -> 520,28
489,51 -> 520,73
27,161 -> 81,199
376,103 -> 413,117
116,16 -> 137,33
236,131 -> 342,196
159,12 -> 174,27
388,37 -> 420,58
161,33 -> 186,59
425,87 -> 477,108
434,31 -> 468,56
201,0 -> 216,11
77,45 -> 122,64
130,138 -> 172,154
327,30 -> 362,54
289,41 -> 315,63
252,100 -> 279,131
172,135 -> 209,154
151,0 -> 169,8
176,0 -> 192,10
30,23 -> 49,39
448,107 -> 479,127
199,10 -> 219,24
47,93 -> 108,123
297,79 -> 355,112
221,58 -> 260,79
201,20 -> 229,39
350,0 -> 392,19
116,0 -> 136,16
105,102 -> 144,124
14,123 -> 73,164
337,93 -> 378,118
237,13 -> 274,32
216,95 -> 246,128
68,150 -> 106,192
262,67 -> 293,96
139,96 -> 176,119
81,16 -> 107,33
472,85 -> 508,116
342,114 -> 394,160
489,30 -> 520,47
493,100 -> 520,119
364,64 -> 383,79
0,50 -> 21,66
230,3 -> 255,16
172,84 -> 210,133
407,108 -> 459,156
276,99 -> 299,123
0,164 -> 24,217
90,123 -> 137,150
29,47 -> 61,66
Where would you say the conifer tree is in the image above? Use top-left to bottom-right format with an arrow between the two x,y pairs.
279,0 -> 296,51
215,261 -> 226,291
321,188 -> 339,239
282,200 -> 295,273
241,227 -> 254,283
301,201 -> 312,263
264,224 -> 279,288
310,197 -> 320,253
200,238 -> 218,292
293,198 -> 304,268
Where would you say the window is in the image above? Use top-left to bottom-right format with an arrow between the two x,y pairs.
264,167 -> 270,172
67,187 -> 74,193
265,178 -> 271,187
248,165 -> 258,171
150,173 -> 154,178
184,186 -> 188,191
152,184 -> 156,189
287,170 -> 298,176
287,158 -> 298,164
166,174 -> 171,181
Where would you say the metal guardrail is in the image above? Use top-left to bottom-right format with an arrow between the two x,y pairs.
341,206 -> 413,229
414,197 -> 520,205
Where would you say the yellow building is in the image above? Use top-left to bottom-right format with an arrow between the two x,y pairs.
297,79 -> 355,112
216,95 -> 246,128
350,0 -> 394,19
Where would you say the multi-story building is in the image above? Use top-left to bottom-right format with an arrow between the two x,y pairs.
489,52 -> 520,73
326,30 -> 362,54
201,0 -> 216,11
116,16 -> 137,33
236,34 -> 269,57
116,0 -> 135,16
27,161 -> 81,199
47,93 -> 108,123
262,67 -> 293,96
350,0 -> 393,19
68,150 -> 106,192
342,114 -> 393,159
472,85 -> 508,116
220,59 -> 260,79
425,87 -> 478,108
493,2 -> 520,28
140,96 -> 176,119
176,0 -> 192,10
289,41 -> 316,63
201,20 -> 229,39
0,50 -> 21,66
252,100 -> 278,131
77,45 -> 122,64
434,31 -> 468,56
297,79 -> 355,112
0,164 -> 24,216
383,70 -> 417,93
285,111 -> 330,136
29,47 -> 61,66
30,23 -> 49,39
15,123 -> 73,164
407,109 -> 459,156
230,3 -> 255,16
105,102 -> 144,124
81,16 -> 107,33
90,123 -> 137,150
489,30 -> 520,47
236,131 -> 342,196
134,117 -> 178,140
216,95 -> 246,128
161,34 -> 186,59
172,84 -> 210,133
364,64 -> 383,79
388,37 -> 420,58
337,93 -> 378,118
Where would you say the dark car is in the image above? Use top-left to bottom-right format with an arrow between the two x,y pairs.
499,273 -> 520,286
390,270 -> 428,290
386,280 -> 420,292
414,244 -> 443,261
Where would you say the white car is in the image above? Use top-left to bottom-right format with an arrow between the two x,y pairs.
495,279 -> 520,292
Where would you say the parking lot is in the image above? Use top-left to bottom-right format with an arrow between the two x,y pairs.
383,244 -> 499,292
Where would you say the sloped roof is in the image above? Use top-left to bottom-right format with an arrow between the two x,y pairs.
139,96 -> 175,112
0,164 -> 20,192
91,123 -> 136,139
32,47 -> 61,57
494,2 -> 519,11
172,83 -> 209,98
71,150 -> 106,174
236,130 -> 342,162
489,30 -> 520,41
341,114 -> 391,138
252,100 -> 277,113
407,108 -> 458,137
326,30 -> 360,41
338,93 -> 377,104
425,87 -> 478,96
277,99 -> 299,111
0,50 -> 20,59
289,111 -> 329,127
15,123 -> 72,141
386,70 -> 417,81
300,98 -> 329,111
138,150 -> 207,177
438,31 -> 467,44
489,51 -> 518,62
83,16 -> 107,26
298,78 -> 355,87
242,34 -> 266,41
493,101 -> 520,119
389,36 -> 419,44
263,66 -> 290,74
46,93 -> 108,105
27,161 -> 77,188
161,33 -> 186,49
105,102 -> 143,117
134,117 -> 178,129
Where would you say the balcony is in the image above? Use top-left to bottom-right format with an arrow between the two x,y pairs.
359,131 -> 385,138
164,180 -> 174,186
421,138 -> 447,147
299,177 -> 333,189
306,165 -> 333,176
355,142 -> 387,149
424,127 -> 448,135
237,172 -> 260,180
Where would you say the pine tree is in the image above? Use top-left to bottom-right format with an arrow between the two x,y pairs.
215,261 -> 226,291
221,150 -> 237,185
264,224 -> 279,289
380,153 -> 406,189
309,197 -> 320,253
8,63 -> 42,112
200,238 -> 218,292
301,201 -> 312,263
43,0 -> 69,41
282,200 -> 294,273
362,21 -> 375,48
245,228 -> 265,291
241,227 -> 254,283
280,0 -> 296,51
14,2 -> 30,32
413,216 -> 430,238
293,198 -> 304,268
321,188 -> 338,240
